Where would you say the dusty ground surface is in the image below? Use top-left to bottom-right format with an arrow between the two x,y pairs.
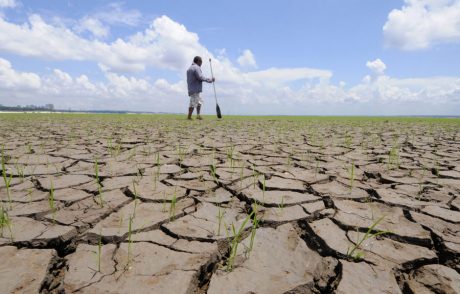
0,114 -> 459,294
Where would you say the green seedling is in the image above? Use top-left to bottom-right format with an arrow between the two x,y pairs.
315,158 -> 320,178
277,195 -> 285,215
0,204 -> 13,240
344,134 -> 352,148
252,164 -> 257,189
114,142 -> 122,158
387,144 -> 399,170
347,215 -> 390,261
26,142 -> 34,154
14,161 -> 25,183
227,145 -> 235,168
247,202 -> 260,256
1,145 -> 13,209
132,179 -> 139,217
176,144 -> 187,167
27,188 -> 33,202
94,160 -> 104,208
107,138 -> 113,157
154,151 -> 161,188
226,211 -> 254,272
348,161 -> 355,190
48,180 -> 56,223
126,214 -> 134,268
169,188 -> 177,221
210,163 -> 218,184
118,215 -> 124,233
216,205 -> 225,236
262,174 -> 266,203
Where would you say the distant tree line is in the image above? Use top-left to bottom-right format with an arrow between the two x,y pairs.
0,104 -> 54,111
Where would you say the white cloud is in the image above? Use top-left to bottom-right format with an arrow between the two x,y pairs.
0,58 -> 41,89
0,57 -> 459,115
75,17 -> 109,38
0,14 -> 210,72
244,67 -> 332,88
93,2 -> 142,27
366,58 -> 386,75
237,49 -> 257,69
0,14 -> 458,115
0,0 -> 17,8
384,0 -> 460,50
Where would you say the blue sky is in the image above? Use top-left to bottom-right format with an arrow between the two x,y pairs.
0,0 -> 459,115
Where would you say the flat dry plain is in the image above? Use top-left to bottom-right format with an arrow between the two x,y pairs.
0,114 -> 459,294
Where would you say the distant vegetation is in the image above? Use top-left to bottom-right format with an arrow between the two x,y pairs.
0,104 -> 54,112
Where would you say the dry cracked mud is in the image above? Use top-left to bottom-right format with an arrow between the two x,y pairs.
0,114 -> 459,293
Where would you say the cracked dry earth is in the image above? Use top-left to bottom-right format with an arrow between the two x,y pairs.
1,114 -> 459,294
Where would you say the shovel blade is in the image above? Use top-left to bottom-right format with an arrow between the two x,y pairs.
216,104 -> 222,119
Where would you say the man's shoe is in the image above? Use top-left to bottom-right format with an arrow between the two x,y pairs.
187,116 -> 193,120
197,115 -> 203,120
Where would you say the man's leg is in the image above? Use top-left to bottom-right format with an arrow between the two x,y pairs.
196,105 -> 202,120
196,95 -> 203,120
188,107 -> 194,119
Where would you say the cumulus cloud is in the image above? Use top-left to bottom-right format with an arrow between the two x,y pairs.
0,0 -> 17,8
384,0 -> 460,50
93,2 -> 142,27
366,58 -> 386,75
75,17 -> 109,38
0,14 -> 209,72
1,57 -> 459,115
0,58 -> 41,89
0,13 -> 459,115
237,49 -> 257,69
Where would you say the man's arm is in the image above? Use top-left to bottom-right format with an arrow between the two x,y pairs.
194,66 -> 214,83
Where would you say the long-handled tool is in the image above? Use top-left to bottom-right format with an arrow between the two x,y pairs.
209,58 -> 222,119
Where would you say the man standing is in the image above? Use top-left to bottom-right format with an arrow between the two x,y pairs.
186,56 -> 215,120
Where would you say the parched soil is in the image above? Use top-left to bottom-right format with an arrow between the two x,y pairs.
0,114 -> 459,293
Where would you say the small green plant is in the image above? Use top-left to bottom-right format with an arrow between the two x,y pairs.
387,144 -> 399,170
277,195 -> 285,215
132,179 -> 139,217
126,214 -> 134,268
252,164 -> 257,189
227,145 -> 235,168
247,203 -> 260,256
14,161 -> 25,183
1,146 -> 13,208
27,188 -> 33,202
154,151 -> 161,189
216,205 -> 225,235
210,163 -> 218,184
315,158 -> 320,178
262,174 -> 266,202
347,215 -> 390,261
93,232 -> 103,272
26,142 -> 34,154
348,161 -> 355,190
169,188 -> 177,221
0,204 -> 13,240
176,143 -> 186,167
226,211 -> 254,272
48,180 -> 56,223
344,134 -> 352,148
94,160 -> 104,208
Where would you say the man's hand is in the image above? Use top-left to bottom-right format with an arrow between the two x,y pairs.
212,77 -> 215,82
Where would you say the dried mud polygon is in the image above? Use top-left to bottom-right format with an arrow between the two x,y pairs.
0,114 -> 459,293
